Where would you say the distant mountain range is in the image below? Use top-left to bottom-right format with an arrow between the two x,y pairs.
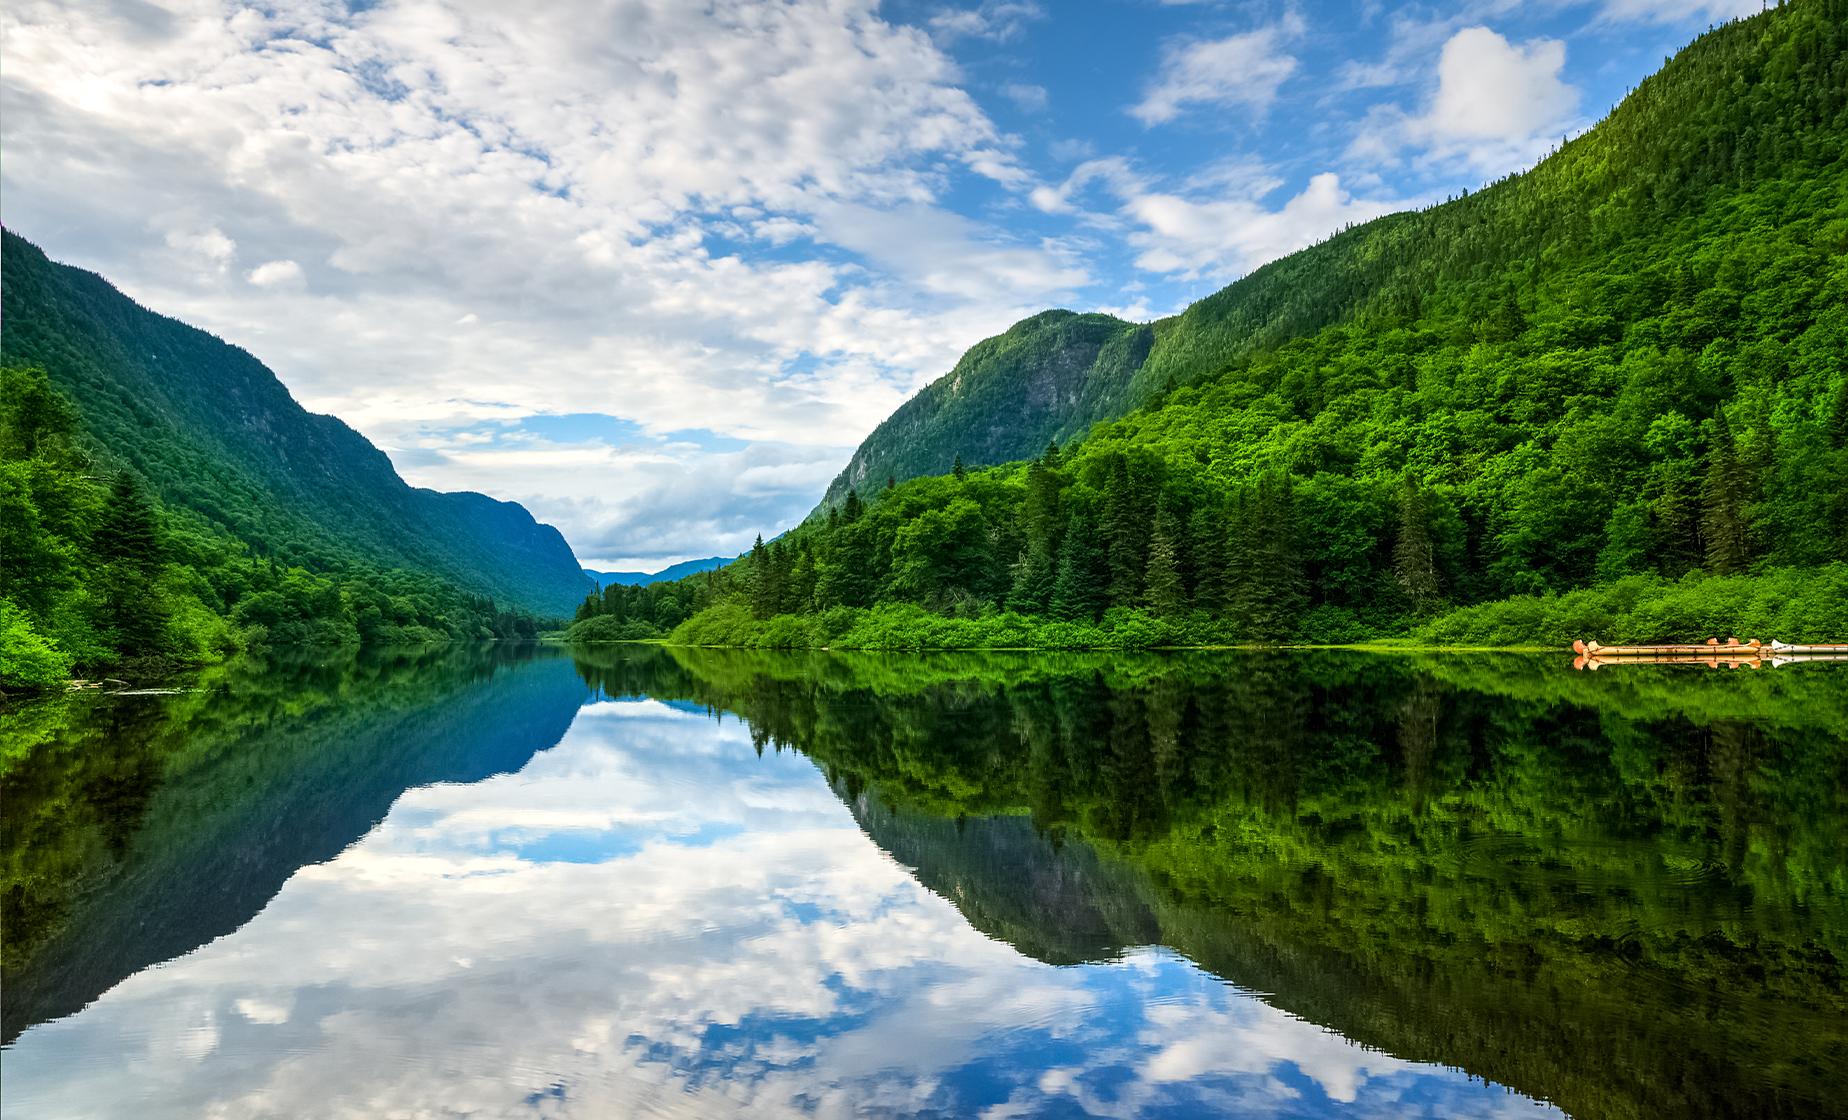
1,231 -> 593,616
586,557 -> 731,589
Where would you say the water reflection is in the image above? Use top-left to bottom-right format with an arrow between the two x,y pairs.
2,645 -> 1842,1118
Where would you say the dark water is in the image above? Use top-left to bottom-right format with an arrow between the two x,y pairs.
2,645 -> 1844,1119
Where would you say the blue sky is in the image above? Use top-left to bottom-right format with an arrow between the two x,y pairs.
0,0 -> 1757,568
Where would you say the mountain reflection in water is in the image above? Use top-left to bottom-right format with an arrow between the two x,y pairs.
2,644 -> 1841,1119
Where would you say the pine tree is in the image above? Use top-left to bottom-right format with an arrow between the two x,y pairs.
1102,456 -> 1145,606
748,535 -> 774,619
1188,505 -> 1227,614
1393,475 -> 1441,614
842,490 -> 865,523
1050,509 -> 1105,621
93,473 -> 162,571
93,473 -> 168,655
1702,411 -> 1752,574
952,454 -> 967,480
1143,511 -> 1184,616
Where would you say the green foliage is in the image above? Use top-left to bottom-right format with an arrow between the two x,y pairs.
0,366 -> 543,688
1,231 -> 590,617
0,602 -> 73,690
1417,563 -> 1848,646
675,2 -> 1848,649
564,614 -> 663,642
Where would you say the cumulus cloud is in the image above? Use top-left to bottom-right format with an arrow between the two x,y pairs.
1130,21 -> 1301,126
1348,26 -> 1582,175
0,0 -> 1073,562
246,259 -> 305,289
1033,156 -> 1399,283
1123,173 -> 1400,279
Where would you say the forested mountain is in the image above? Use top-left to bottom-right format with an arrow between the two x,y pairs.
1,234 -> 595,687
1,232 -> 591,617
671,0 -> 1848,649
819,310 -> 1151,507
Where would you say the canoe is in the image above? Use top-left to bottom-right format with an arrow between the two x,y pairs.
1575,653 -> 1762,671
1767,640 -> 1848,654
1572,638 -> 1762,656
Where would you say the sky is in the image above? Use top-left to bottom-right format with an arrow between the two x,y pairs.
0,0 -> 1759,570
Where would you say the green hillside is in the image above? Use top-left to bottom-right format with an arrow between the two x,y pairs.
1,232 -> 591,617
667,0 -> 1848,650
1,235 -> 597,687
819,310 -> 1151,507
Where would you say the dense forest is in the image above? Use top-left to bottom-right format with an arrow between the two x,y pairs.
662,0 -> 1848,651
1,366 -> 547,690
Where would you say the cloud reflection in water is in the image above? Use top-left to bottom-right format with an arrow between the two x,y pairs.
4,698 -> 1560,1119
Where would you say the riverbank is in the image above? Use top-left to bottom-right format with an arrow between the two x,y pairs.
654,565 -> 1848,652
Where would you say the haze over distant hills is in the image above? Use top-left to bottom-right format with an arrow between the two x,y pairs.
586,557 -> 731,590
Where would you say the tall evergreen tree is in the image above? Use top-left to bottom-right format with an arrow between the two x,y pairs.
1393,475 -> 1442,614
1050,509 -> 1105,621
1188,505 -> 1228,615
1702,411 -> 1753,575
1143,510 -> 1185,617
92,473 -> 168,655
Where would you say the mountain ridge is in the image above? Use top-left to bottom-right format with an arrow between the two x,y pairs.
0,230 -> 592,616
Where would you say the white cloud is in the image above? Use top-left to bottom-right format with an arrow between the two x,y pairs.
1032,157 -> 1399,283
1123,172 -> 1401,279
1000,81 -> 1049,112
0,0 -> 1074,561
246,259 -> 305,289
1348,26 -> 1581,176
929,1 -> 1044,43
1130,22 -> 1300,126
1598,0 -> 1760,22
1423,28 -> 1577,145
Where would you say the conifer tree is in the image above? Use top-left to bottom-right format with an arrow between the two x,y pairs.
93,473 -> 168,655
952,454 -> 967,480
748,535 -> 774,619
1143,510 -> 1185,616
1050,509 -> 1105,621
1188,505 -> 1227,615
1702,411 -> 1752,574
1393,475 -> 1441,614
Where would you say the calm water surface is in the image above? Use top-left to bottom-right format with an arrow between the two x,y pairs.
2,645 -> 1843,1119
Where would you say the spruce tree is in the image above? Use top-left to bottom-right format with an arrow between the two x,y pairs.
1188,505 -> 1227,615
1050,509 -> 1104,621
92,473 -> 168,655
1143,511 -> 1185,616
1702,411 -> 1752,574
1393,475 -> 1441,614
952,454 -> 967,480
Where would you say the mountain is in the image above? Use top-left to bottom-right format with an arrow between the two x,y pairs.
0,231 -> 592,616
678,0 -> 1848,648
817,0 -> 1848,516
586,557 -> 731,589
819,310 -> 1151,508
